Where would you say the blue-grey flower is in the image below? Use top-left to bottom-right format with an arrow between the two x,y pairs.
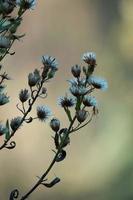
10,117 -> 22,131
82,52 -> 96,66
42,55 -> 58,70
37,105 -> 52,121
0,93 -> 9,105
19,89 -> 29,102
28,69 -> 40,87
16,0 -> 36,9
88,76 -> 108,91
71,64 -> 81,78
76,109 -> 88,123
58,95 -> 75,107
50,118 -> 60,132
83,96 -> 97,107
0,123 -> 7,136
70,85 -> 88,97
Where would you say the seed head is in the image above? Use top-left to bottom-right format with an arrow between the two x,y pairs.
58,95 -> 75,107
37,105 -> 52,122
19,89 -> 29,102
10,117 -> 22,131
88,76 -> 108,91
82,52 -> 96,66
71,65 -> 81,78
83,96 -> 97,107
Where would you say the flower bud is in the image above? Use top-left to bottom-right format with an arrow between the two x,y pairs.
82,52 -> 96,66
71,65 -> 81,78
10,117 -> 22,131
50,118 -> 60,132
28,69 -> 40,87
19,89 -> 29,102
76,110 -> 88,123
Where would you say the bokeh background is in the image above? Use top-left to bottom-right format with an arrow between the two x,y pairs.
0,0 -> 133,199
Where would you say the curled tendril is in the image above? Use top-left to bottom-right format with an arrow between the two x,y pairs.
16,103 -> 24,114
8,51 -> 15,56
9,189 -> 19,200
41,177 -> 60,188
38,93 -> 47,99
6,141 -> 16,149
25,117 -> 33,123
28,99 -> 32,106
31,89 -> 38,99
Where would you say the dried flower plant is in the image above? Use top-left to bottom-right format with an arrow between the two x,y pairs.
0,2 -> 108,200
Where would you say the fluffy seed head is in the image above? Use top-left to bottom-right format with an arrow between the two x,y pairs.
19,89 -> 29,102
37,105 -> 52,122
83,96 -> 97,107
42,55 -> 58,70
71,65 -> 81,78
82,52 -> 96,66
10,117 -> 22,131
88,76 -> 108,91
58,96 -> 75,107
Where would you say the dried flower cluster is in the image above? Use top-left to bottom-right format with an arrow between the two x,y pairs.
0,2 -> 108,200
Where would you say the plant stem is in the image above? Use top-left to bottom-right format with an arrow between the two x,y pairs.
0,80 -> 45,150
20,116 -> 77,200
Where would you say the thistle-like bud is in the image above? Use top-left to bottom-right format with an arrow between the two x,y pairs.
50,118 -> 60,132
83,96 -> 97,107
82,52 -> 96,66
19,89 -> 29,102
28,69 -> 40,87
76,110 -> 88,123
58,95 -> 75,107
0,36 -> 11,49
10,117 -> 22,131
71,65 -> 81,78
42,55 -> 58,70
87,76 -> 108,91
37,105 -> 52,122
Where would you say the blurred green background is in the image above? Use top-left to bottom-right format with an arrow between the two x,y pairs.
0,0 -> 133,199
